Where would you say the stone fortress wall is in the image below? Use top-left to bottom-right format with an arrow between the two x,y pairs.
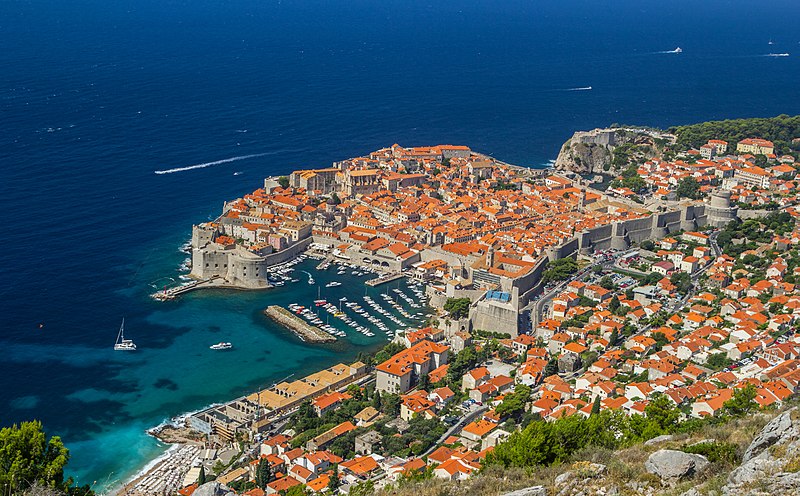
466,191 -> 738,337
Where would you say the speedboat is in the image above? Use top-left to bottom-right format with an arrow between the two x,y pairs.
210,342 -> 233,350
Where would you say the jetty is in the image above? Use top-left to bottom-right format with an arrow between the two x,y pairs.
365,272 -> 405,287
264,306 -> 336,343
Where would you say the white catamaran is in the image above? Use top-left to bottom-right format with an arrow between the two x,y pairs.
114,318 -> 137,351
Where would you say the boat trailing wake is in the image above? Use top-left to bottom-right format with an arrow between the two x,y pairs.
765,53 -> 790,57
558,86 -> 592,91
154,153 -> 270,175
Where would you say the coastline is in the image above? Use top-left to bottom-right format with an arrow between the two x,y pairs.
109,443 -> 180,496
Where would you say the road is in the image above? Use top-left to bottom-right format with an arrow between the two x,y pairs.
422,405 -> 490,456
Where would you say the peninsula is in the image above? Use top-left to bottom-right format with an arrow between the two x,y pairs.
127,121 -> 800,496
175,142 -> 735,339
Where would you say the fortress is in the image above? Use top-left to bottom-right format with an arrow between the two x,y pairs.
183,143 -> 741,339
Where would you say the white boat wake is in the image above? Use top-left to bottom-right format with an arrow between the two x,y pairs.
765,53 -> 790,57
154,153 -> 270,175
559,86 -> 592,91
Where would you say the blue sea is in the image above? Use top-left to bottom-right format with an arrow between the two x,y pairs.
2,0 -> 800,491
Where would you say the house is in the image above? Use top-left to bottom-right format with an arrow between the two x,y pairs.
376,340 -> 450,394
691,389 -> 734,417
266,476 -> 303,495
461,419 -> 499,442
312,391 -> 352,416
429,386 -> 456,405
354,431 -> 383,455
433,458 -> 477,481
400,391 -> 437,420
353,406 -> 382,427
462,367 -> 491,391
340,455 -> 381,480
652,260 -> 674,276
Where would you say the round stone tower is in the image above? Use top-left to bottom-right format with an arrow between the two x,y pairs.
706,190 -> 738,227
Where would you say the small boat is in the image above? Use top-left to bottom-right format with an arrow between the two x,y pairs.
114,318 -> 137,351
308,277 -> 315,285
314,299 -> 327,306
673,47 -> 682,53
326,281 -> 342,288
210,342 -> 233,350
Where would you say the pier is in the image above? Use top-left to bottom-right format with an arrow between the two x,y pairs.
150,276 -> 255,301
316,254 -> 336,270
264,305 -> 336,343
365,272 -> 405,287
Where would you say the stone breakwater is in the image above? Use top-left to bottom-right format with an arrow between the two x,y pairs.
264,305 -> 336,343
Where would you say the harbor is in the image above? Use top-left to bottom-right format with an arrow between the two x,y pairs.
264,305 -> 336,343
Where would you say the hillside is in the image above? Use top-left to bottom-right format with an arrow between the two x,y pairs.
669,114 -> 800,155
375,404 -> 800,496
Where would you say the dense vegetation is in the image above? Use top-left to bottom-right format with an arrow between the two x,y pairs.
716,211 -> 795,257
0,421 -> 94,496
670,114 -> 800,155
541,257 -> 579,285
675,177 -> 703,200
486,388 -> 758,469
443,298 -> 471,320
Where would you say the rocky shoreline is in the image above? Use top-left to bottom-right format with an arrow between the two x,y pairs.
264,305 -> 336,343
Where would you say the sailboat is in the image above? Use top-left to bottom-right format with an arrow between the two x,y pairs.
114,318 -> 137,351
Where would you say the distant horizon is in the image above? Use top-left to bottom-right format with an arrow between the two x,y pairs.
2,0 -> 799,490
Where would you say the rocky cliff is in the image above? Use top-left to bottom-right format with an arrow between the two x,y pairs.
553,128 -> 668,175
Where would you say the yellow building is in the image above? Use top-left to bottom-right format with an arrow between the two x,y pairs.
736,138 -> 774,156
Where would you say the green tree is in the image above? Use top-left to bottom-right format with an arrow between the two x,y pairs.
349,479 -> 375,496
609,329 -> 619,347
670,271 -> 692,294
495,384 -> 532,419
707,352 -> 732,370
198,465 -> 206,485
417,373 -> 430,391
543,358 -> 559,378
541,258 -> 579,285
599,276 -> 615,290
372,390 -> 382,410
0,421 -> 81,495
443,298 -> 471,319
590,396 -> 601,415
329,192 -> 341,205
381,394 -> 401,417
609,296 -> 621,313
676,177 -> 702,199
644,394 -> 679,431
277,176 -> 290,189
256,457 -> 271,489
328,463 -> 340,492
723,384 -> 758,416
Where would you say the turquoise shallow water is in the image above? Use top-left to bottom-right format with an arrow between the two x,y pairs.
74,246 -> 426,491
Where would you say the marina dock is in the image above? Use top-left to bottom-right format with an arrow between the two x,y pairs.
264,305 -> 336,343
365,272 -> 405,286
150,276 -> 242,301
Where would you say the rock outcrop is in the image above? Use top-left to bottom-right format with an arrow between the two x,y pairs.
553,136 -> 612,175
723,408 -> 800,495
645,449 -> 710,484
501,486 -> 548,496
553,128 -> 667,175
